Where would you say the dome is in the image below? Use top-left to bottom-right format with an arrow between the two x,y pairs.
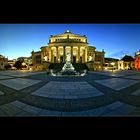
51,30 -> 86,38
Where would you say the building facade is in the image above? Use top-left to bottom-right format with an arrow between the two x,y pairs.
104,58 -> 119,71
135,51 -> 140,70
118,55 -> 134,70
32,30 -> 105,71
8,59 -> 16,70
0,55 -> 8,70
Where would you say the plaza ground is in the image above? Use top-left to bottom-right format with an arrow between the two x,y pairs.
0,70 -> 140,116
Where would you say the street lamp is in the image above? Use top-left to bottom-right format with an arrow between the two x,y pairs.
111,62 -> 115,72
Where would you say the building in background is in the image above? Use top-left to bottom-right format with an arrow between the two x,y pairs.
0,55 -> 8,70
8,59 -> 16,70
118,55 -> 134,70
135,51 -> 140,70
104,58 -> 119,71
32,30 -> 105,71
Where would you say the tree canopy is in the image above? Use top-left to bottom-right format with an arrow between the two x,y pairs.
14,60 -> 22,70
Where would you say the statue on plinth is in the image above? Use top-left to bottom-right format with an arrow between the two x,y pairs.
62,52 -> 75,72
66,52 -> 71,63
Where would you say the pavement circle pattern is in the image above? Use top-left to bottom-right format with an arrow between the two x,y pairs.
32,81 -> 104,99
0,70 -> 140,116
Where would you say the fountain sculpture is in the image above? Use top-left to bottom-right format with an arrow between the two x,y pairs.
50,52 -> 87,76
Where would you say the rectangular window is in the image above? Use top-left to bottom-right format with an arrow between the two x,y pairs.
36,55 -> 41,64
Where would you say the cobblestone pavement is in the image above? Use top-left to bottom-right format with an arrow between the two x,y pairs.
0,70 -> 140,116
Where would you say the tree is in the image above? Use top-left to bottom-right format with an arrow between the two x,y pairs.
14,60 -> 22,70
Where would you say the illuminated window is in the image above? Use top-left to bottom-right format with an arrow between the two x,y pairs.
89,56 -> 92,61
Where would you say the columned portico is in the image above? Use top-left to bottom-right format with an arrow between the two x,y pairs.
48,46 -> 89,63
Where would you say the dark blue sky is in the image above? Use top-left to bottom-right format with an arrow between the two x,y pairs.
0,24 -> 140,60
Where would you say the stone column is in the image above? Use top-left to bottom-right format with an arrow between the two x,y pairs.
71,46 -> 73,63
49,48 -> 51,62
51,49 -> 53,63
76,47 -> 78,63
83,49 -> 85,63
78,46 -> 80,63
56,46 -> 58,63
58,47 -> 60,63
63,46 -> 66,63
85,47 -> 87,62
49,47 -> 51,62
47,48 -> 49,62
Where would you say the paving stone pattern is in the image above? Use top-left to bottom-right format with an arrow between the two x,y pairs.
32,81 -> 104,99
0,70 -> 140,116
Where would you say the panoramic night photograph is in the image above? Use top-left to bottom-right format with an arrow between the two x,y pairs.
0,23 -> 140,116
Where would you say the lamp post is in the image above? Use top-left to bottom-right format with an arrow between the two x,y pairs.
111,62 -> 115,72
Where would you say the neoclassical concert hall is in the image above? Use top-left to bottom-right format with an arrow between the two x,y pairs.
32,30 -> 105,70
